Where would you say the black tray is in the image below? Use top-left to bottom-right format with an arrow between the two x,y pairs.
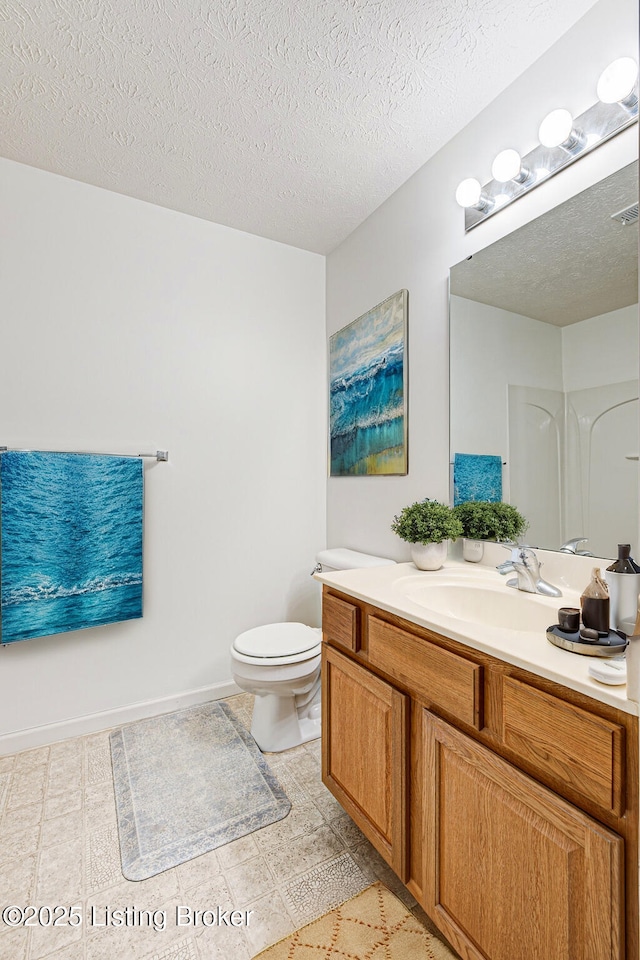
546,624 -> 628,657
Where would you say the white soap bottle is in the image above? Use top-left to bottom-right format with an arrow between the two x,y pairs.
605,545 -> 640,631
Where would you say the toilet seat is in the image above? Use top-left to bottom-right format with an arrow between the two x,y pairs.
232,622 -> 322,666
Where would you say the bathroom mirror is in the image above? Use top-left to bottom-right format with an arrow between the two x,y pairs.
449,160 -> 639,559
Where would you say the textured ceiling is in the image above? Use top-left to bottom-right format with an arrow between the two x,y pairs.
450,161 -> 639,325
1,0 -> 600,252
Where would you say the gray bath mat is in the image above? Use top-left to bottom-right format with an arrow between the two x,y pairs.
110,700 -> 291,881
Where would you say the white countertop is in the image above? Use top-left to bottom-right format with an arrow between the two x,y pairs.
315,552 -> 639,716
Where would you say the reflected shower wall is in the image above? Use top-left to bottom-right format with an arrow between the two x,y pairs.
508,381 -> 638,558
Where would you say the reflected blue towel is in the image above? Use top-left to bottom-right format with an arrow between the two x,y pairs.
453,453 -> 502,506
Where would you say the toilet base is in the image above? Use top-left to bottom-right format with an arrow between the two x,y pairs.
250,688 -> 321,753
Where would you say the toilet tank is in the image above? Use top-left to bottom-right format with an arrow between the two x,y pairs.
316,548 -> 396,572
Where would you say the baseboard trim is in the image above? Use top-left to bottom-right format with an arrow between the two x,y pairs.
0,680 -> 244,755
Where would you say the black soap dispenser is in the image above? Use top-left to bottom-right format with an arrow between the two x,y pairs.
606,543 -> 640,574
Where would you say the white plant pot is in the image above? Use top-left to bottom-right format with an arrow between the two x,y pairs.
462,538 -> 484,563
410,541 -> 448,571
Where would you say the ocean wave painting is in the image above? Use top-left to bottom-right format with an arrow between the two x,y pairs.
0,452 -> 143,644
330,290 -> 408,476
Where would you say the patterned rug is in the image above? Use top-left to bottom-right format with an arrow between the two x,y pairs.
254,880 -> 459,959
109,700 -> 291,881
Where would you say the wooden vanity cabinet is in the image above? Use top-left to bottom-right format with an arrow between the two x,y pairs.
424,711 -> 624,960
322,642 -> 408,879
321,586 -> 639,960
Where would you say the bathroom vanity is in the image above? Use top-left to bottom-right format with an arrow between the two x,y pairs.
316,556 -> 639,960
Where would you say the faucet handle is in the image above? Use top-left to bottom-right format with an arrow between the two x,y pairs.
518,547 -> 540,572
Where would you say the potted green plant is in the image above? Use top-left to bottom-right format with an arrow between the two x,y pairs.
391,498 -> 463,570
452,500 -> 528,562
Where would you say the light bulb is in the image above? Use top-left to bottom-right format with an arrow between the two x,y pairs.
597,57 -> 638,106
538,109 -> 574,148
491,148 -> 530,184
455,178 -> 482,208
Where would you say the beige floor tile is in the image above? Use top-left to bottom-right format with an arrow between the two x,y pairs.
180,874 -> 234,913
311,789 -> 344,822
252,801 -> 324,853
83,797 -> 116,831
266,823 -> 345,884
47,759 -> 83,798
328,812 -> 366,847
36,837 -> 84,902
85,922 -> 170,960
33,941 -> 85,960
0,925 -> 29,960
224,855 -> 275,904
86,741 -> 112,786
7,768 -> 47,809
0,756 -> 16,775
28,905 -> 83,960
148,935 -> 199,960
0,800 -> 43,832
86,825 -> 122,893
303,738 -> 321,758
175,851 -> 221,896
281,851 -> 370,926
44,789 -> 83,821
0,853 -> 38,902
194,923 -> 252,960
265,765 -> 307,804
84,781 -> 114,807
13,747 -> 50,773
349,840 -> 417,907
215,835 -> 259,872
48,739 -> 83,764
0,824 -> 40,865
0,772 -> 10,814
242,890 -> 296,956
40,810 -> 84,848
86,870 -> 180,915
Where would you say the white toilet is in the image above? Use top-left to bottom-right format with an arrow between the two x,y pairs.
230,548 -> 396,752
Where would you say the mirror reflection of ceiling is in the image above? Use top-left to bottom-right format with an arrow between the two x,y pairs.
450,161 -> 638,326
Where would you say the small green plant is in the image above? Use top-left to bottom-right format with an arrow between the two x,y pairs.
452,501 -> 527,542
391,499 -> 463,544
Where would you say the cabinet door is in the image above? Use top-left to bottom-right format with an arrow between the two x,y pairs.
422,711 -> 624,960
322,643 -> 408,879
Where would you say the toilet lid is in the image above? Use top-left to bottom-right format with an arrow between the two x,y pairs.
234,622 -> 320,658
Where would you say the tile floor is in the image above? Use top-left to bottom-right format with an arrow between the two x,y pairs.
0,693 -> 455,960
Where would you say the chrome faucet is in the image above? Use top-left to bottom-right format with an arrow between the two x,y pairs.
559,537 -> 593,556
497,545 -> 562,597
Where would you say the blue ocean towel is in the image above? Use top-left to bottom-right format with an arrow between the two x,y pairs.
453,453 -> 502,506
0,451 -> 143,644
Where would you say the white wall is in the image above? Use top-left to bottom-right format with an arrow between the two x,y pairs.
562,303 -> 639,391
0,160 -> 326,749
326,0 -> 638,562
449,296 -> 563,458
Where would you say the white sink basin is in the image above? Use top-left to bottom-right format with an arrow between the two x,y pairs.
397,573 -> 574,633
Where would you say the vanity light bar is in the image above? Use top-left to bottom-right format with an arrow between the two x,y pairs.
457,58 -> 639,232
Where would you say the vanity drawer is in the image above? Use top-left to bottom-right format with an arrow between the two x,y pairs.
500,676 -> 624,815
322,592 -> 360,652
367,616 -> 482,729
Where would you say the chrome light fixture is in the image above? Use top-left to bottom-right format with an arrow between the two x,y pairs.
457,57 -> 638,231
491,149 -> 531,184
597,56 -> 638,110
455,178 -> 492,211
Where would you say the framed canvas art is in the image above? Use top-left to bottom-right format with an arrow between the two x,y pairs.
329,289 -> 408,476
